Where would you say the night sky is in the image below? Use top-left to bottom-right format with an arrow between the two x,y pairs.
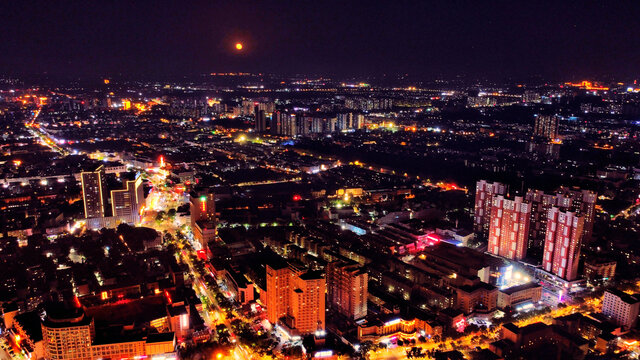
2,1 -> 640,80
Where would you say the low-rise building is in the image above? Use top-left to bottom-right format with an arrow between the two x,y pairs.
497,283 -> 542,310
455,281 -> 497,315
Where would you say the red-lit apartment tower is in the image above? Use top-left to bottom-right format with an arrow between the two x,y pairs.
556,187 -> 597,243
542,208 -> 584,281
526,187 -> 597,249
525,189 -> 558,250
488,196 -> 531,261
474,180 -> 508,237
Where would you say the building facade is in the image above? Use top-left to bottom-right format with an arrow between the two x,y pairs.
81,165 -> 108,219
542,208 -> 584,281
488,196 -> 531,261
533,114 -> 559,140
265,263 -> 293,325
289,270 -> 326,334
474,180 -> 508,237
602,289 -> 640,330
110,174 -> 144,219
190,190 -> 216,249
326,260 -> 368,320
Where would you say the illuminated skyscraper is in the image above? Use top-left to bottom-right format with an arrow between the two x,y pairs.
488,196 -> 531,261
266,261 -> 294,325
110,174 -> 144,221
266,261 -> 326,335
81,165 -> 108,219
542,208 -> 583,281
296,115 -> 311,136
525,189 -> 558,250
556,187 -> 597,242
526,186 -> 597,249
190,190 -> 216,249
289,270 -> 326,334
311,117 -> 324,134
327,260 -> 368,320
533,114 -> 559,140
474,180 -> 508,237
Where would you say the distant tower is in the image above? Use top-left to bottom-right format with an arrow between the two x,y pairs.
533,114 -> 559,140
353,113 -> 364,129
254,106 -> 267,133
81,165 -> 108,218
271,110 -> 283,135
284,114 -> 297,137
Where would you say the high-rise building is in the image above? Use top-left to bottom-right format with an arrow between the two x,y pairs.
533,114 -> 559,140
254,107 -> 267,133
42,304 -> 95,360
525,189 -> 559,250
474,180 -> 508,237
602,289 -> 640,330
190,190 -> 216,249
110,174 -> 144,220
81,165 -> 108,219
271,110 -> 283,135
353,113 -> 364,129
266,261 -> 294,325
327,260 -> 368,320
326,116 -> 337,133
289,270 -> 326,334
583,258 -> 616,281
266,261 -> 326,335
41,303 -> 175,360
488,196 -> 531,261
336,113 -> 353,131
296,115 -> 311,136
556,187 -> 597,242
542,208 -> 584,281
241,100 -> 255,116
255,102 -> 275,113
283,114 -> 297,137
526,187 -> 597,248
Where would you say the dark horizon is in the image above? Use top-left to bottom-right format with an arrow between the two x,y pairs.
2,1 -> 640,81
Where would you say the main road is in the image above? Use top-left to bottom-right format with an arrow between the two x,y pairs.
143,169 -> 260,360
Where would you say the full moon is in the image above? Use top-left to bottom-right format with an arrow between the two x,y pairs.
235,43 -> 243,50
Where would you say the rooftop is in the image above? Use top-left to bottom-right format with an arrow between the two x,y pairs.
606,289 -> 639,304
499,282 -> 540,295
14,311 -> 43,342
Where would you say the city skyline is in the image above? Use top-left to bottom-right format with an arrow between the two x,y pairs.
2,1 -> 640,80
3,2 -> 640,360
